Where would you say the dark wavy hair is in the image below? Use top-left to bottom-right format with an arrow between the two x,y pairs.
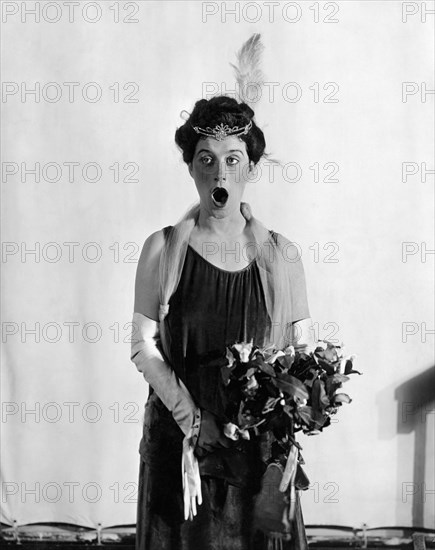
175,96 -> 266,165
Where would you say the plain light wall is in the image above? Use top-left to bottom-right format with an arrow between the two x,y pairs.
2,0 -> 434,529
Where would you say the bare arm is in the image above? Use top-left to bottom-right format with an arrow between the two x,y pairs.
133,229 -> 165,321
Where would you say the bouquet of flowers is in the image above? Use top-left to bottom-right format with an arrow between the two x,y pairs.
219,340 -> 360,542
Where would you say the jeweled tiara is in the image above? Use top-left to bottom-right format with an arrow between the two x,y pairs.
192,120 -> 253,141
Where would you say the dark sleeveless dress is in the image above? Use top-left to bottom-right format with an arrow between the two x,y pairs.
136,229 -> 310,550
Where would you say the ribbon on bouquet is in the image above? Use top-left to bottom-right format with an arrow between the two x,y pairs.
279,444 -> 299,523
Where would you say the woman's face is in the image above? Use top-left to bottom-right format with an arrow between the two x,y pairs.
188,136 -> 253,218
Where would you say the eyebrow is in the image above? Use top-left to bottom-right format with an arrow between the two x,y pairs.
196,149 -> 245,156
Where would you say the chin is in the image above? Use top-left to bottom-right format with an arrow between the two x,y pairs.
211,199 -> 241,216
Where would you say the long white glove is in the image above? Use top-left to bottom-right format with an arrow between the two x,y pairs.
130,311 -> 202,520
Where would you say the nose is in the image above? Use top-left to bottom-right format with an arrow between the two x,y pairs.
214,161 -> 227,185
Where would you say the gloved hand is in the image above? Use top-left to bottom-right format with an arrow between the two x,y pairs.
182,429 -> 202,520
195,409 -> 236,457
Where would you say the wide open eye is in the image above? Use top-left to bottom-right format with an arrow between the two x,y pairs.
199,155 -> 214,166
226,156 -> 240,166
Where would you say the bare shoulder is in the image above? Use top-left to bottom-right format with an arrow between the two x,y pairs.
138,228 -> 166,265
133,228 -> 167,321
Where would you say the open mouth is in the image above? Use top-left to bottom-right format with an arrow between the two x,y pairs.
211,187 -> 229,207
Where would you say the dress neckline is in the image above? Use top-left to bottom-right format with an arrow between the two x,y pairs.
187,244 -> 256,274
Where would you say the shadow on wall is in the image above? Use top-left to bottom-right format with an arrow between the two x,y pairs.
395,366 -> 435,527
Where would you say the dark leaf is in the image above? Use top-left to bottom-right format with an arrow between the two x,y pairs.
312,378 -> 331,411
289,355 -> 315,379
268,412 -> 293,440
273,373 -> 309,403
232,361 -> 250,379
302,367 -> 319,388
262,379 -> 280,398
296,406 -> 327,430
251,355 -> 276,377
344,359 -> 362,375
295,405 -> 315,426
315,357 -> 336,375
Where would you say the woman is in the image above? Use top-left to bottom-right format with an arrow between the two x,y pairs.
131,96 -> 313,550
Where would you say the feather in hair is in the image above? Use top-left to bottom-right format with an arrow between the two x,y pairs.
230,33 -> 265,106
